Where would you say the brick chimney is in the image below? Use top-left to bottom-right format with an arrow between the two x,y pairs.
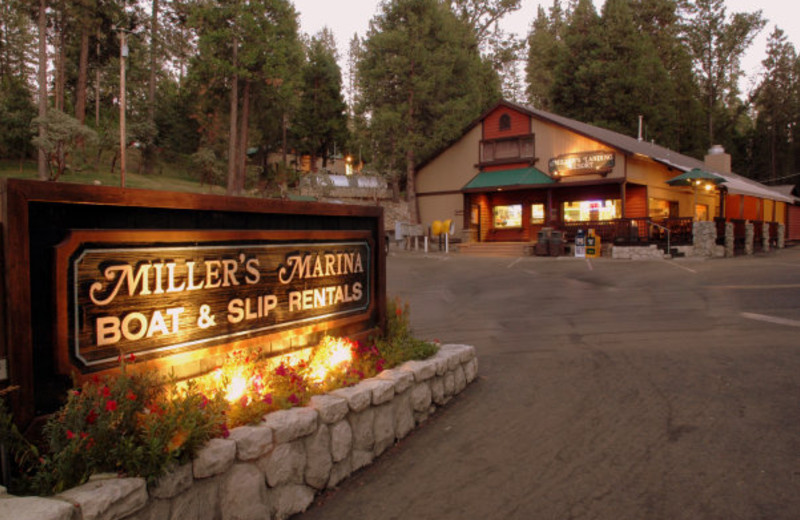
704,144 -> 731,174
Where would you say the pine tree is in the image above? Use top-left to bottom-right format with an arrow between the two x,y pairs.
526,1 -> 566,109
750,27 -> 798,182
293,29 -> 349,170
358,0 -> 498,223
681,0 -> 765,147
551,0 -> 603,123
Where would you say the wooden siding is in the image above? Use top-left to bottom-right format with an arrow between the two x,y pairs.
482,162 -> 532,173
625,185 -> 648,218
742,196 -> 761,221
483,107 -> 530,140
788,205 -> 800,240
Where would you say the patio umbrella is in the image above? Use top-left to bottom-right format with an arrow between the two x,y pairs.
666,168 -> 726,220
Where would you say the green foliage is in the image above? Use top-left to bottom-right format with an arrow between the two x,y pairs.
292,30 -> 349,167
0,76 -> 36,160
377,298 -> 439,369
9,362 -> 226,496
191,147 -> 225,187
357,0 -> 499,219
749,26 -> 799,182
31,109 -> 98,181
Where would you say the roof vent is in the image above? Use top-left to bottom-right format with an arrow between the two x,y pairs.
708,144 -> 725,155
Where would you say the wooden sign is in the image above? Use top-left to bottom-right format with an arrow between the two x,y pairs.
56,230 -> 373,374
548,151 -> 615,178
0,179 -> 385,427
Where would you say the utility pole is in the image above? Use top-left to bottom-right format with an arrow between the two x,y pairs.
115,26 -> 129,188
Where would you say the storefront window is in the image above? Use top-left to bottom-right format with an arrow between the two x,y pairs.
531,203 -> 545,224
562,200 -> 620,222
649,198 -> 678,220
493,204 -> 522,228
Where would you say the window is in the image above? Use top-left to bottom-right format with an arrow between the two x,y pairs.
695,204 -> 709,221
562,200 -> 621,222
493,205 -> 522,228
499,114 -> 511,131
480,136 -> 534,163
531,203 -> 545,224
649,198 -> 678,220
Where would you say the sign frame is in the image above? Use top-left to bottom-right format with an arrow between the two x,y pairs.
548,150 -> 616,178
1,179 -> 386,427
54,229 -> 376,378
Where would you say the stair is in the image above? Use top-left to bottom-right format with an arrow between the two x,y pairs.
457,241 -> 530,257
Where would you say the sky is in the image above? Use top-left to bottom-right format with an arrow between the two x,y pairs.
290,0 -> 800,97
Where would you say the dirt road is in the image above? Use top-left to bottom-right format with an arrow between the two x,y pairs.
299,249 -> 800,519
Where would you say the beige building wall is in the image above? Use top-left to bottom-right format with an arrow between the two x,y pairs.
531,119 -> 623,182
417,125 -> 482,234
418,194 -> 465,236
417,125 -> 481,193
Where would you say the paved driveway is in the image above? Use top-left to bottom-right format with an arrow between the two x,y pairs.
300,249 -> 800,519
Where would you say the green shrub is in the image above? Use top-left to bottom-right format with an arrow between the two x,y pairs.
377,298 -> 439,368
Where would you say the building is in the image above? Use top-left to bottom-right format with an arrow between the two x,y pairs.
416,100 -> 796,246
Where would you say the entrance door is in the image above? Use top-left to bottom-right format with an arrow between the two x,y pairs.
471,204 -> 481,242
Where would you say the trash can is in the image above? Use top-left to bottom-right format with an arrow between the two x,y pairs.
549,230 -> 564,257
535,228 -> 552,256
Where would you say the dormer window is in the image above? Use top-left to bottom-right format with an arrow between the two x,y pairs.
499,114 -> 511,131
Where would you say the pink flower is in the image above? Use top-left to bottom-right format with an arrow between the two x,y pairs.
101,386 -> 111,397
288,393 -> 299,405
105,400 -> 118,412
274,364 -> 287,377
263,393 -> 273,405
126,390 -> 137,401
86,409 -> 98,425
66,429 -> 75,440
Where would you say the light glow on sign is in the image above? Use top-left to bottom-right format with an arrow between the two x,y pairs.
58,233 -> 373,374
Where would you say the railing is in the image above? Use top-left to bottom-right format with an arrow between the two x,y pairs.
769,222 -> 779,247
714,217 -> 727,245
752,220 -> 764,252
558,217 -> 693,246
731,219 -> 747,253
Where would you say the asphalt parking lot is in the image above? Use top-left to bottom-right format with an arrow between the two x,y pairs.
300,247 -> 800,520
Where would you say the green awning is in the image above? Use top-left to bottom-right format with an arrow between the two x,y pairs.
463,167 -> 554,192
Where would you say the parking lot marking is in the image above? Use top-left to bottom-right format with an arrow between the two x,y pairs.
586,259 -> 593,271
741,312 -> 800,328
507,258 -> 522,269
666,261 -> 697,274
710,284 -> 800,290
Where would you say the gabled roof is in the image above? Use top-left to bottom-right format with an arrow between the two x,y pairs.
450,100 -> 795,203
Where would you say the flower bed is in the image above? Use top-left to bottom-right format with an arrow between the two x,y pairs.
0,344 -> 479,520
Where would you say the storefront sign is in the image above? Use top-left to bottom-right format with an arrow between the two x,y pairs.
56,230 -> 372,374
548,151 -> 615,178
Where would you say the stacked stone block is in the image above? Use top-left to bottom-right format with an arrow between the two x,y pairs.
0,345 -> 478,520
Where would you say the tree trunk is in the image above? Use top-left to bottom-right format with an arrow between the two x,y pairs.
142,0 -> 159,175
55,26 -> 65,112
148,0 -> 158,123
406,148 -> 418,224
37,0 -> 48,181
406,68 -> 418,224
95,36 -> 100,126
236,79 -> 251,193
226,37 -> 239,195
75,28 -> 89,124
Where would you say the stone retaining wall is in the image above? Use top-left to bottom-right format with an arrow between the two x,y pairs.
0,344 -> 478,520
